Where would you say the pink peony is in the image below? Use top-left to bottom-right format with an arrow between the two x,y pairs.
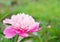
3,13 -> 39,38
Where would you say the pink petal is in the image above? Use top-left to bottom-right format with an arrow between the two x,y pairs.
15,29 -> 28,37
3,19 -> 11,24
3,26 -> 16,38
28,22 -> 39,32
19,32 -> 28,37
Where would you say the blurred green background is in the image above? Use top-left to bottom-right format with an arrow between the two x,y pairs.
0,0 -> 60,42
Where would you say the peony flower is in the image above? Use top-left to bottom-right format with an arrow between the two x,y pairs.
3,13 -> 39,38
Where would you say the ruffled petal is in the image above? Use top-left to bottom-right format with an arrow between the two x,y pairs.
3,26 -> 16,38
28,22 -> 39,32
3,19 -> 11,24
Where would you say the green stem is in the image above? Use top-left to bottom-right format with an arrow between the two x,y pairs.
17,36 -> 23,42
45,28 -> 48,42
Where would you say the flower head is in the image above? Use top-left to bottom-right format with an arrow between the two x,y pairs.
3,13 -> 39,38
